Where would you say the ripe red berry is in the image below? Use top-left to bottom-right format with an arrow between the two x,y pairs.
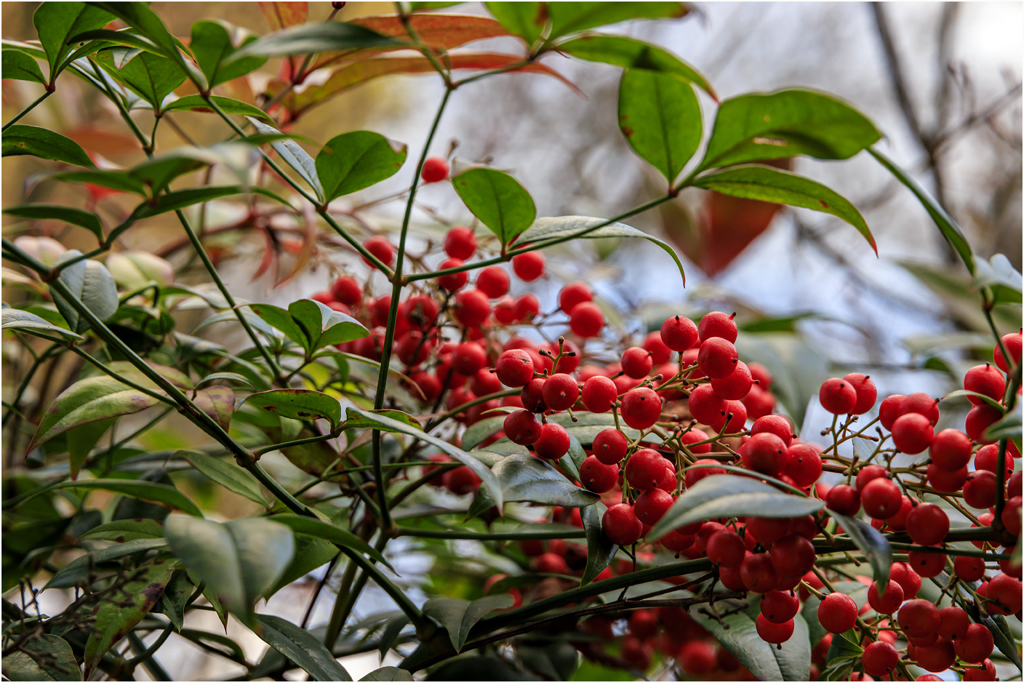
436,257 -> 469,291
579,455 -> 618,492
862,641 -> 899,677
639,331 -> 671,366
476,266 -> 510,299
698,311 -> 738,343
444,226 -> 477,260
453,289 -> 490,327
878,394 -> 905,430
963,470 -> 997,509
890,562 -> 922,598
746,516 -> 792,545
711,359 -> 753,400
891,413 -> 934,454
620,636 -> 652,671
420,156 -> 449,183
929,428 -> 972,470
363,235 -> 395,268
989,572 -> 1023,613
581,376 -> 618,414
442,466 -> 480,495
962,659 -> 997,681
504,410 -> 541,445
740,432 -> 788,476
936,606 -> 969,640
558,281 -> 592,314
541,374 -> 579,411
906,503 -> 949,546
592,428 -> 628,466
784,443 -> 823,487
697,338 -> 739,379
620,387 -> 662,430
914,637 -> 956,673
603,503 -> 644,546
687,384 -> 727,427
624,449 -> 667,491
621,347 -> 653,379
511,251 -> 544,282
634,488 -> 674,524
867,579 -> 904,614
769,533 -> 816,577
495,349 -> 535,387
330,276 -> 362,306
819,377 -> 857,414
860,478 -> 902,519
899,392 -> 940,424
755,614 -> 794,644
818,593 -> 858,634
451,341 -> 487,375
705,530 -> 745,567
568,302 -> 604,338
898,599 -> 940,639
993,331 -> 1022,372
660,315 -> 699,352
843,373 -> 877,414
954,623 -> 994,663
520,377 -> 547,413
761,590 -> 800,624
740,552 -> 779,593
965,404 -> 1003,444
678,641 -> 716,676
533,422 -> 570,459
1002,496 -> 1022,536
396,331 -> 433,365
964,364 -> 1006,405
975,443 -> 1015,477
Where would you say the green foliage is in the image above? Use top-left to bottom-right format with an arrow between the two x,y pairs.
2,125 -> 94,167
452,168 -> 537,246
825,511 -> 892,591
316,131 -> 408,201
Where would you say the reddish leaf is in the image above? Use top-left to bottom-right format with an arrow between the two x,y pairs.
259,2 -> 309,30
278,207 -> 318,287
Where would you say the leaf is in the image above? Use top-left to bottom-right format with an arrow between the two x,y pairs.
195,372 -> 256,390
700,89 -> 881,171
255,614 -> 352,681
494,453 -> 599,507
66,417 -> 115,480
1,634 -> 82,681
692,165 -> 876,254
1,307 -> 83,341
82,557 -> 177,676
44,480 -> 202,517
826,511 -> 892,591
941,389 -> 1004,411
32,2 -> 114,81
422,594 -> 514,652
81,519 -> 164,542
163,94 -> 271,119
155,569 -> 193,631
2,48 -> 46,84
979,614 -> 1023,672
49,251 -> 118,335
52,168 -> 147,195
2,125 -> 94,167
248,302 -> 309,349
230,21 -> 402,61
288,298 -> 369,351
985,410 -> 1021,444
341,409 -> 422,432
247,117 -> 324,203
485,3 -> 544,44
182,450 -> 267,507
165,516 -> 294,623
132,185 -> 260,221
463,415 -> 506,451
347,407 -> 503,508
189,20 -> 267,88
649,474 -> 823,540
617,68 -> 701,185
316,131 -> 407,201
193,386 -> 234,433
259,1 -> 308,31
452,167 -> 536,246
4,205 -> 103,243
265,534 -> 338,599
546,2 -> 690,40
974,253 -> 1022,306
560,35 -> 714,98
269,514 -> 390,567
580,502 -> 616,585
361,667 -> 413,682
243,389 -> 342,430
45,538 -> 167,589
869,147 -> 974,274
93,49 -> 186,110
514,215 -> 687,285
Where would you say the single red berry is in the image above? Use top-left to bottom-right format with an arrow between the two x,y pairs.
862,641 -> 899,678
420,156 -> 449,183
784,443 -> 823,487
740,552 -> 779,593
914,637 -> 956,673
769,534 -> 816,577
603,503 -> 644,545
558,281 -> 592,314
975,443 -> 1015,477
954,623 -> 994,663
511,251 -> 544,282
533,423 -> 570,459
330,276 -> 362,306
640,331 -> 671,366
1002,496 -> 1022,537
520,377 -> 547,413
906,503 -> 949,546
495,349 -> 535,387
678,641 -> 716,676
898,392 -> 941,425
706,529 -> 746,567
453,289 -> 490,327
891,413 -> 934,454
621,347 -> 653,379
867,579 -> 904,614
989,573 -> 1023,613
592,428 -> 628,465
749,415 -> 793,446
660,315 -> 699,352
541,374 -> 579,412
444,226 -> 477,260
442,466 -> 480,495
627,609 -> 658,640
817,593 -> 858,634
860,478 -> 902,519
451,341 -> 487,375
476,266 -> 510,299
620,387 -> 662,430
819,377 -> 857,414
634,488 -> 674,524
964,364 -> 1006,405
698,311 -> 738,343
504,410 -> 541,445
755,614 -> 794,644
898,599 -> 940,639
878,394 -> 905,430
363,235 -> 394,268
687,384 -> 727,426
843,373 -> 877,414
684,459 -> 724,488
579,455 -> 618,492
746,516 -> 792,546
927,463 -> 968,493
711,359 -> 753,400
435,257 -> 468,291
929,428 -> 972,470
761,590 -> 800,624
963,470 -> 997,509
697,337 -> 739,379
396,331 -> 433,365
568,302 -> 604,338
953,555 -> 986,582
680,428 -> 711,454
993,330 -> 1023,372
620,636 -> 652,671
471,368 -> 502,397
962,659 -> 997,681
624,449 -> 668,491
581,376 -> 618,414
740,432 -> 788,476
966,404 -> 1003,444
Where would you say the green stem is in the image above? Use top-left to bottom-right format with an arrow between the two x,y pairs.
1,89 -> 53,131
66,346 -> 175,405
322,556 -> 360,650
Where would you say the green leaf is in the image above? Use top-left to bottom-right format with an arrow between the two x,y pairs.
348,407 -> 503,508
248,302 -> 309,349
181,450 -> 267,507
649,474 -> 823,540
2,125 -> 94,167
195,372 -> 256,390
45,538 -> 167,589
546,2 -> 689,40
269,514 -> 390,568
1,307 -> 83,341
316,131 -> 408,201
4,205 -> 103,243
132,185 -> 258,221
193,386 -> 234,432
361,667 -> 413,682
699,89 -> 881,171
618,68 -> 701,185
189,20 -> 267,88
81,519 -> 164,542
288,298 -> 369,351
243,389 -> 342,431
463,415 -> 506,451
1,634 -> 82,681
49,250 -> 118,334
155,569 -> 193,631
247,117 -> 324,203
43,479 -> 202,517
341,408 -> 422,432
162,94 -> 272,119
255,614 -> 352,681
825,628 -> 862,665
165,516 -> 294,623
82,557 -> 177,676
980,614 -> 1023,672
32,2 -> 114,81
560,35 -> 714,98
452,167 -> 536,246
514,215 -> 686,285
422,594 -> 514,652
93,49 -> 185,110
264,534 -> 338,599
66,417 -> 115,480
826,511 -> 892,591
869,147 -> 974,274
51,168 -> 147,195
692,165 -> 876,254
941,389 -> 1004,411
229,21 -> 403,60
985,410 -> 1021,444
494,453 -> 599,507
580,502 -> 615,585
2,48 -> 46,84
485,3 -> 544,43
974,253 -> 1022,306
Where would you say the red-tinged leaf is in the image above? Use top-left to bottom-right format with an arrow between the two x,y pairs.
278,207 -> 317,287
259,2 -> 308,31
309,14 -> 511,71
193,386 -> 234,432
251,226 -> 278,283
278,53 -> 582,115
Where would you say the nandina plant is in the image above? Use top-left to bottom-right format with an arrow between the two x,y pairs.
1,3 -> 1021,682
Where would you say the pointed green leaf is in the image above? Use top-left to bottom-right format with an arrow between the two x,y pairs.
45,538 -> 167,589
182,450 -> 267,507
162,94 -> 272,119
422,594 -> 514,652
2,125 -> 94,167
1,307 -> 83,341
2,48 -> 46,84
93,49 -> 185,109
49,250 -> 118,334
255,614 -> 352,681
247,117 -> 324,203
580,501 -> 616,585
827,511 -> 892,591
4,205 -> 103,243
32,2 -> 114,81
44,480 -> 202,517
561,35 -> 714,98
81,519 -> 164,542
51,168 -> 147,195
268,514 -> 390,567
452,167 -> 536,246
288,298 -> 369,351
485,3 -> 544,43
1,634 -> 82,681
189,20 -> 267,88
242,389 -> 341,430
67,417 -> 115,480
546,2 -> 689,40
228,22 -> 403,60
316,131 -> 407,201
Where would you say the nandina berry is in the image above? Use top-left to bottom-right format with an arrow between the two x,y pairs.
444,226 -> 477,259
579,455 -> 618,492
898,391 -> 941,424
442,466 -> 481,495
854,464 -> 888,492
755,613 -> 794,644
621,347 -> 653,379
898,599 -> 940,639
769,534 -> 816,577
784,443 -> 823,487
862,641 -> 898,677
706,529 -> 745,567
410,371 -> 441,402
436,257 -> 469,291
1010,470 -> 1023,498
740,432 -> 788,476
860,478 -> 902,519
520,377 -> 547,413
843,373 -> 877,414
891,412 -> 934,454
533,422 -> 570,459
420,156 -> 449,183
697,337 -> 739,379
914,637 -> 956,673
603,503 -> 644,546
511,251 -> 544,282
962,659 -> 996,681
628,609 -> 658,640
451,341 -> 487,375
711,359 -> 753,400
495,349 -> 535,387
620,637 -> 652,671
620,387 -> 662,430
634,488 -> 674,524
453,289 -> 490,327
694,522 -> 726,554
963,470 -> 997,509
625,449 -> 668,490
953,555 -> 986,582
476,266 -> 510,299
330,276 -> 362,306
513,293 -> 539,322
867,579 -> 904,614
504,410 -> 541,445
568,302 -> 604,338
788,514 -> 820,540
746,516 -> 791,545
740,552 -> 779,593
927,463 -> 968,493
906,503 -> 949,545
660,315 -> 699,352
687,384 -> 726,426
680,428 -> 711,454
684,459 -> 724,488
402,294 -> 438,329
362,235 -> 395,269
937,606 -> 969,640
640,331 -> 671,366
558,281 -> 592,314
761,590 -> 800,624
964,364 -> 1006,405
993,330 -> 1022,371
1002,496 -> 1022,536
543,339 -> 580,375
661,529 -> 696,553
749,415 -> 793,445
965,404 -> 1003,444
471,368 -> 502,397
530,551 -> 569,575
541,373 -> 579,411
975,443 -> 1015,477
396,331 -> 433,365
678,641 -> 716,676
929,428 -> 972,469
698,311 -> 738,343
581,375 -> 617,413
818,377 -> 857,414
878,394 -> 905,430
954,623 -> 994,663
988,573 -> 1023,613
818,593 -> 858,633
592,428 -> 627,465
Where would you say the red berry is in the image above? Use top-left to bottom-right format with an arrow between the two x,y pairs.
495,349 -> 535,387
453,289 -> 490,327
914,637 -> 956,673
740,432 -> 788,476
660,315 -> 699,351
740,552 -> 779,593
965,404 -> 1003,444
579,455 -> 618,492
761,590 -> 800,624
620,388 -> 662,430
993,331 -> 1022,372
929,428 -> 972,470
698,311 -> 738,343
927,462 -> 968,493
1002,496 -> 1022,537
603,503 -> 644,545
818,377 -> 857,414
891,413 -> 934,454
641,331 -> 671,365
860,478 -> 902,519
746,516 -> 792,546
450,341 -> 485,375
541,374 -> 579,412
906,503 -> 949,546
330,276 -> 362,306
533,423 -> 570,459
697,337 -> 739,379
621,347 -> 653,379
964,364 -> 1006,405
898,599 -> 940,639
954,623 -> 994,663
311,290 -> 334,305
442,466 -> 480,495
843,373 -> 877,415
755,614 -> 794,644
784,443 -> 823,487
568,302 -> 604,338
867,580 -> 904,614
558,281 -> 592,314
634,488 -> 674,524
476,266 -> 510,299
593,428 -> 628,465
520,377 -> 547,413
363,235 -> 395,268
513,294 -> 539,322
680,428 -> 711,454
678,641 -> 716,676
436,257 -> 468,291
706,529 -> 746,567
511,251 -> 544,282
420,156 -> 449,183
937,606 -> 969,640
878,394 -> 905,430
444,226 -> 477,260
898,392 -> 941,425
620,636 -> 652,671
471,368 -> 502,397
975,443 -> 1015,477
769,534 -> 816,577
396,331 -> 433,365
963,469 -> 997,509
989,572 -> 1023,613
862,641 -> 898,677
625,449 -> 668,491
504,410 -> 541,445
687,384 -> 727,426
818,593 -> 858,633
963,659 -> 996,681
581,376 -> 618,414
749,415 -> 793,446
953,555 -> 986,582
711,360 -> 753,400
